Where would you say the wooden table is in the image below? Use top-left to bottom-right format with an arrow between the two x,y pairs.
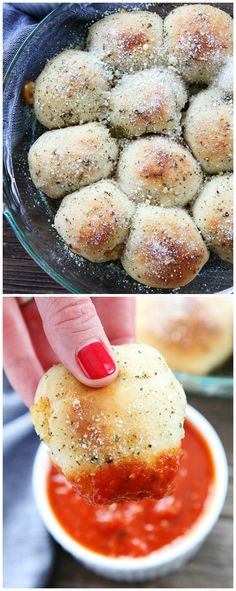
48,394 -> 233,588
3,218 -> 67,294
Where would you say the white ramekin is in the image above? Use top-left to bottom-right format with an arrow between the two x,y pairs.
32,404 -> 228,582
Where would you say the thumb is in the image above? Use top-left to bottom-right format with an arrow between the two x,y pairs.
35,297 -> 118,388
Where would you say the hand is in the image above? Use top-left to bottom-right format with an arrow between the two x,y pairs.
3,296 -> 135,407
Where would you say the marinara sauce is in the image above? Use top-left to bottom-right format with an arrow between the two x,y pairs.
47,419 -> 215,558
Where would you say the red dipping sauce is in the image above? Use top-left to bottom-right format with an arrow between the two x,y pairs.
47,419 -> 215,558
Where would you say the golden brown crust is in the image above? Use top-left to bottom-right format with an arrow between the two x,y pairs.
31,396 -> 52,444
193,174 -> 233,263
139,147 -> 192,187
117,136 -> 203,207
121,206 -> 209,288
164,5 -> 233,83
34,50 -> 110,129
109,68 -> 187,139
184,89 -> 233,174
28,123 -> 118,198
87,11 -> 163,74
54,180 -> 135,262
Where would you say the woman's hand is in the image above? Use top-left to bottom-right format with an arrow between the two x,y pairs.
3,296 -> 135,407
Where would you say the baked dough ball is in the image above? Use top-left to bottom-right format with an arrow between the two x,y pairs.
184,89 -> 233,174
136,296 -> 233,375
164,4 -> 233,84
54,180 -> 135,262
87,11 -> 163,75
28,123 -> 118,198
31,344 -> 186,504
34,49 -> 111,129
121,206 -> 209,289
109,67 -> 187,138
214,57 -> 233,97
193,174 -> 233,263
117,136 -> 203,207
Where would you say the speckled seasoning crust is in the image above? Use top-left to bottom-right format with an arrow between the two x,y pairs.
28,123 -> 118,198
26,4 -> 233,290
184,89 -> 233,174
34,49 -> 111,129
117,135 -> 203,207
164,4 -> 233,83
87,10 -> 163,75
108,67 -> 187,138
122,206 -> 209,289
54,180 -> 135,262
31,344 -> 186,504
47,419 -> 215,558
193,174 -> 233,263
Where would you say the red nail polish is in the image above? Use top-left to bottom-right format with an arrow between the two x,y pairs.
76,342 -> 116,380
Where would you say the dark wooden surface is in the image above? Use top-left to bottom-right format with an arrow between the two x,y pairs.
3,218 -> 67,294
48,395 -> 233,589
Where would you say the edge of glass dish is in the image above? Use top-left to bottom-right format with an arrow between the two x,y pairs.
3,3 -> 87,294
175,372 -> 232,397
3,3 -> 233,296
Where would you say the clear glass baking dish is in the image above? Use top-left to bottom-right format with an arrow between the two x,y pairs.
175,372 -> 232,397
3,3 -> 233,294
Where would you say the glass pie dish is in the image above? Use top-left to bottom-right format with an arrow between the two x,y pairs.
3,3 -> 233,294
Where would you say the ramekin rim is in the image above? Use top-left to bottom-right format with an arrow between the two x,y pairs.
32,403 -> 228,571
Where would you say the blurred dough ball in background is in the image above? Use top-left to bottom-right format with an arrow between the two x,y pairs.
109,67 -> 187,138
164,4 -> 233,84
193,174 -> 233,264
184,88 -> 233,174
87,10 -> 163,75
34,49 -> 111,129
136,296 -> 233,375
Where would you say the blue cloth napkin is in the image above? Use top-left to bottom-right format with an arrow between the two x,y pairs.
3,3 -> 57,74
3,6 -> 57,586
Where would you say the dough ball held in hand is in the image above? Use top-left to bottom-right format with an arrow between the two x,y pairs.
28,123 -> 118,198
31,344 -> 186,504
34,49 -> 111,129
54,180 -> 135,262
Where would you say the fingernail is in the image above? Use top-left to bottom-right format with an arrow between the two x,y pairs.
76,341 -> 116,380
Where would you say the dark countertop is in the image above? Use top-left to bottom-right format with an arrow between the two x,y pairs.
48,394 -> 233,588
3,218 -> 67,294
